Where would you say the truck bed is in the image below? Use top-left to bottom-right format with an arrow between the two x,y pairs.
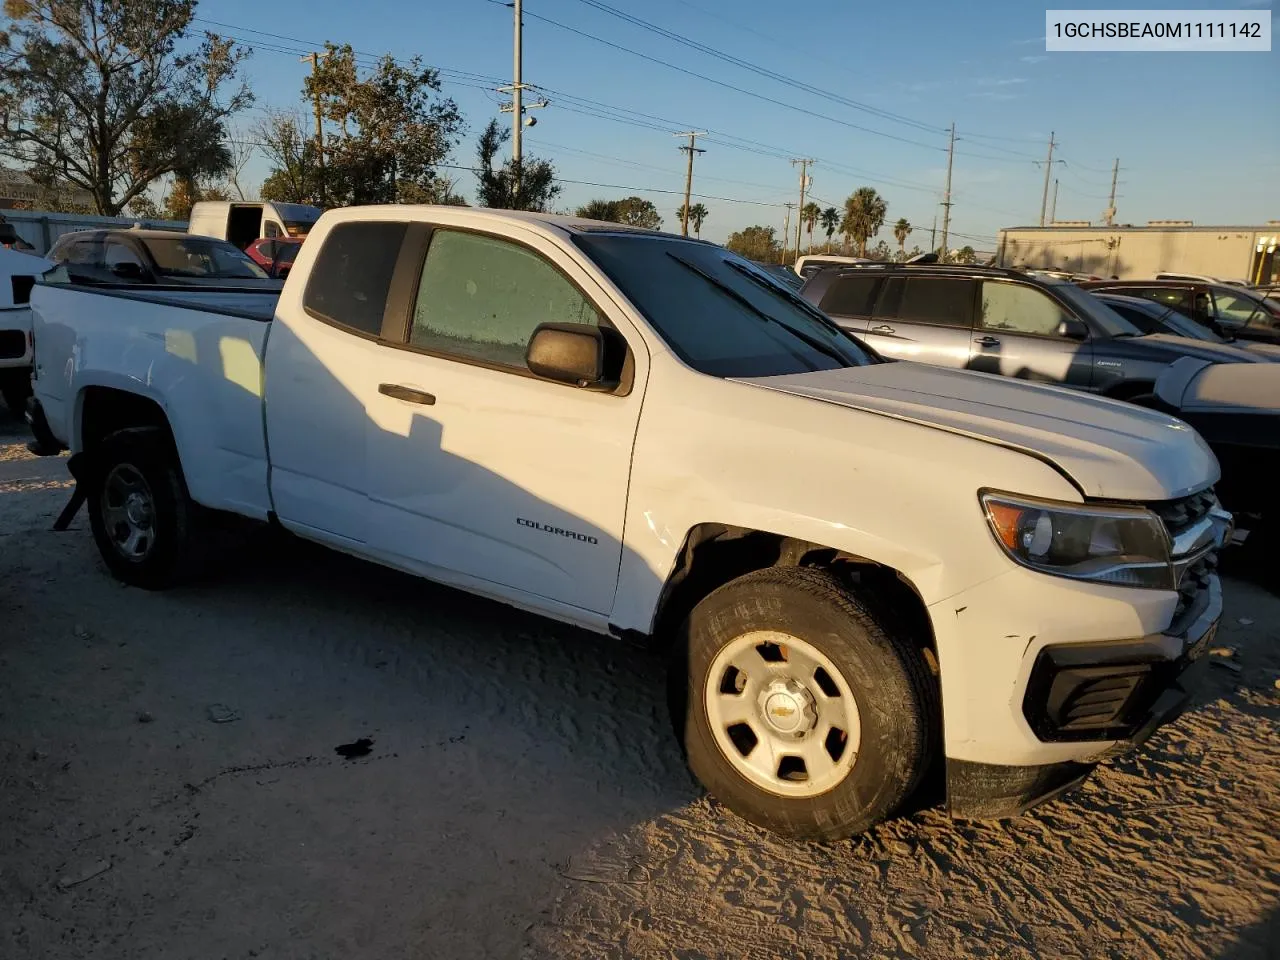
46,282 -> 280,322
31,282 -> 279,519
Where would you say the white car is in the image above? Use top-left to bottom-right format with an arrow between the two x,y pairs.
28,206 -> 1229,839
1156,272 -> 1250,287
0,246 -> 54,414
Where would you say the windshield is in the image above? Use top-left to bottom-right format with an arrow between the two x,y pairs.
142,237 -> 269,279
1159,306 -> 1228,341
275,203 -> 321,237
1055,284 -> 1143,337
574,233 -> 879,377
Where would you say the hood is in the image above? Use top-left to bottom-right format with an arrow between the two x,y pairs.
1132,333 -> 1269,363
737,362 -> 1218,502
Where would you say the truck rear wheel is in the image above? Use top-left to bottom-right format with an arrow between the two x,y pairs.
670,567 -> 938,840
86,429 -> 204,589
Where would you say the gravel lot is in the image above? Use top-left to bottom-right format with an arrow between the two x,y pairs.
1,411 -> 1278,960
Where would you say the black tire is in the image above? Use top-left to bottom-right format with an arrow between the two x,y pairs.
669,566 -> 939,840
86,428 -> 204,589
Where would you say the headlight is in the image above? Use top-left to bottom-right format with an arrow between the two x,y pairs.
980,491 -> 1173,589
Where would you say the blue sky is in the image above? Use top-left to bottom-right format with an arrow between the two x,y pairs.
205,0 -> 1278,249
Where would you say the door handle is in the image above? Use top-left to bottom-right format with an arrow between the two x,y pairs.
973,336 -> 1000,347
871,324 -> 895,334
379,383 -> 436,405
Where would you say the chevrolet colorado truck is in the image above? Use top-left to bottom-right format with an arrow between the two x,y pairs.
27,206 -> 1230,840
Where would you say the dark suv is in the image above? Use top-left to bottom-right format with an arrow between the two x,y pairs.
1077,279 -> 1280,346
801,263 -> 1271,400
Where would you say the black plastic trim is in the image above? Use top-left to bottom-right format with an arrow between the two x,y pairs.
946,757 -> 1096,819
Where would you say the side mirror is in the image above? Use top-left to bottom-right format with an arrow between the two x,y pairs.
526,323 -> 625,389
110,261 -> 145,281
1057,318 -> 1089,340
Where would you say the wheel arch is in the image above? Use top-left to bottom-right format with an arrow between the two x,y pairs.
649,522 -> 939,673
75,383 -> 176,455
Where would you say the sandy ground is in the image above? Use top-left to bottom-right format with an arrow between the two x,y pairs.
1,411 -> 1278,960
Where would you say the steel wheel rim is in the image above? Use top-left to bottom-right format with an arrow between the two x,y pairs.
100,464 -> 156,563
704,629 -> 861,798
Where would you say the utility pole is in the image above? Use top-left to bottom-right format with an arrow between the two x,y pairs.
782,203 -> 795,264
939,122 -> 955,260
930,214 -> 937,251
791,158 -> 814,255
675,132 -> 706,236
1049,178 -> 1060,224
1037,131 -> 1060,227
512,0 -> 523,168
1104,157 -> 1120,225
301,52 -> 329,205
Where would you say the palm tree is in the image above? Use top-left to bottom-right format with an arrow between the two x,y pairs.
893,217 -> 912,259
819,206 -> 840,253
676,202 -> 709,237
841,187 -> 888,257
800,201 -> 821,254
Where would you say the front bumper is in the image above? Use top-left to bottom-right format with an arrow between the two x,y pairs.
938,554 -> 1223,819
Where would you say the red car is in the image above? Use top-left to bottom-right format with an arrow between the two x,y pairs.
245,237 -> 303,278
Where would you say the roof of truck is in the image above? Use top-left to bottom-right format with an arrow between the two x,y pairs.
319,204 -> 705,242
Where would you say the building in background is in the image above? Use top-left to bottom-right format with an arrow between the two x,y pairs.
997,222 -> 1280,283
0,168 -> 94,211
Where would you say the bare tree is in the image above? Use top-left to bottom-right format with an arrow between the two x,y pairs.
222,133 -> 256,200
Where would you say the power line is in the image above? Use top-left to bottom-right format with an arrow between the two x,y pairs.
489,1 -> 956,153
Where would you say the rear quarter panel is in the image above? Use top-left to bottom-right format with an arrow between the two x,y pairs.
31,284 -> 274,518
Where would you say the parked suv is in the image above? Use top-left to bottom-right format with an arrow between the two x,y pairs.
1079,279 -> 1280,347
802,263 -> 1270,400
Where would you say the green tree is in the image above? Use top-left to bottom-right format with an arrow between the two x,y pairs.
801,201 -> 821,254
306,43 -> 463,206
840,187 -> 887,257
893,217 -> 912,257
579,196 -> 662,229
0,0 -> 251,215
819,206 -> 840,253
159,176 -> 226,221
676,202 -> 708,237
577,198 -> 619,221
475,119 -> 559,211
615,197 -> 662,228
955,244 -> 977,264
870,239 -> 893,261
725,224 -> 781,262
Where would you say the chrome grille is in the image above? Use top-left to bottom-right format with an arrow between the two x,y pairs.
1150,489 -> 1218,541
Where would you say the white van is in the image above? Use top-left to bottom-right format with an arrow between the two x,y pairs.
187,201 -> 322,250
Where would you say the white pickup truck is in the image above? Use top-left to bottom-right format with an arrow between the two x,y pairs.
28,206 -> 1231,839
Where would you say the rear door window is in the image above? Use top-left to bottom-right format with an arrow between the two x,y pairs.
303,221 -> 408,337
819,275 -> 880,317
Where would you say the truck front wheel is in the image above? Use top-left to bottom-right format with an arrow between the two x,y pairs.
86,429 -> 203,589
670,566 -> 939,840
